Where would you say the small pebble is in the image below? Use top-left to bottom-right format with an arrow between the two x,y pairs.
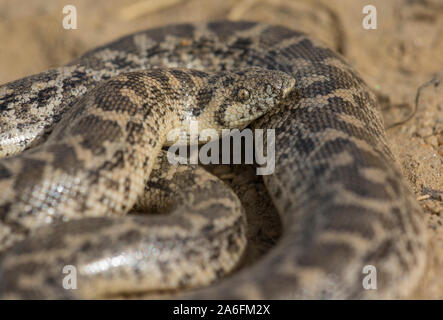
422,117 -> 433,127
425,202 -> 443,215
220,173 -> 236,180
425,135 -> 438,147
418,127 -> 433,137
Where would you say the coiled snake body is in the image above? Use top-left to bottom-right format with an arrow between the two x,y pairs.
0,21 -> 427,299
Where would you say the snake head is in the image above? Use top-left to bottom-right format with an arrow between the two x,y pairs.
213,67 -> 296,129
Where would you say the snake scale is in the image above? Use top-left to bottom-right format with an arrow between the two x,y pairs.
0,21 -> 427,299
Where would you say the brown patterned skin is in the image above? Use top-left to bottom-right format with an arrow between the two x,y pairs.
0,21 -> 427,299
0,66 -> 294,298
0,151 -> 248,298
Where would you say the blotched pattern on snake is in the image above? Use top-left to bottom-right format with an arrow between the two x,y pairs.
0,21 -> 427,299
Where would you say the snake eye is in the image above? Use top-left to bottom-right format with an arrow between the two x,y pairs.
236,88 -> 250,102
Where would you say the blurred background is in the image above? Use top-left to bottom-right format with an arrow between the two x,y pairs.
0,0 -> 442,298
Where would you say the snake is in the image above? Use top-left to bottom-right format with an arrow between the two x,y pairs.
0,21 -> 427,299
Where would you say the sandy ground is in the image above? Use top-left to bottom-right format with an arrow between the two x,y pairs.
0,0 -> 442,299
